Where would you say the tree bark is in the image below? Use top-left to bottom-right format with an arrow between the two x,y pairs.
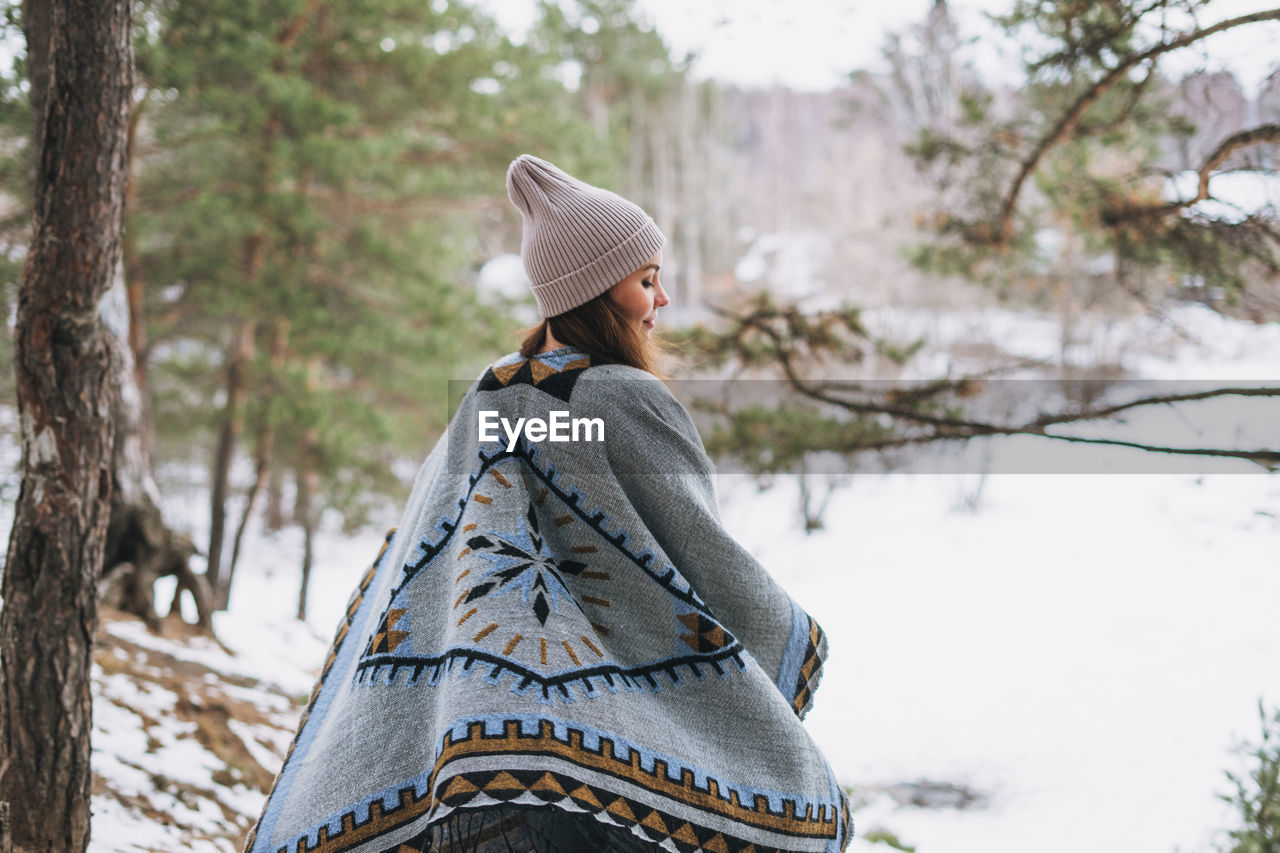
0,1 -> 132,850
20,0 -> 52,163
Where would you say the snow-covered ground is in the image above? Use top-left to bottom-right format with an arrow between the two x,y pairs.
727,471 -> 1280,853
737,304 -> 1280,852
5,301 -> 1268,852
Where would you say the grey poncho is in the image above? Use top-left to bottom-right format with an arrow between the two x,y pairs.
246,345 -> 852,853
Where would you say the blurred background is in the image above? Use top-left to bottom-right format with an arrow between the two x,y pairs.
1,0 -> 1279,851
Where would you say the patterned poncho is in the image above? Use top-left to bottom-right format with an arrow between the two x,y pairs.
246,345 -> 852,853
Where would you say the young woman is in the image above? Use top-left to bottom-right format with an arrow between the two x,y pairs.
245,156 -> 851,853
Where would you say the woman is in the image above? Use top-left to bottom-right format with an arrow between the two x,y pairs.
245,156 -> 851,853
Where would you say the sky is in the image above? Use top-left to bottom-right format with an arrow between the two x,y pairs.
480,0 -> 1280,96
1,2 -> 1276,95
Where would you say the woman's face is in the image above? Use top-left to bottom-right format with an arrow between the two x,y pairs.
607,251 -> 669,334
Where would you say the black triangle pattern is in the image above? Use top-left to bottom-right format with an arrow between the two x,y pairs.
476,354 -> 592,404
428,767 -> 773,853
790,616 -> 827,719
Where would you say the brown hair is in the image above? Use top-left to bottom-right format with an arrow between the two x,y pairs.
519,291 -> 668,381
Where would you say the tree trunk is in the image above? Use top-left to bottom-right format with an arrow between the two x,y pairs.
20,0 -> 53,162
97,86 -> 210,630
649,93 -> 677,253
264,463 -> 288,532
295,457 -> 319,623
122,92 -> 154,462
97,270 -> 210,630
628,86 -> 646,203
224,317 -> 290,609
206,317 -> 256,604
0,1 -> 132,851
295,357 -> 321,622
677,81 -> 703,312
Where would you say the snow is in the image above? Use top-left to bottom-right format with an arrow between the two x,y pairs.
1164,171 -> 1280,224
227,718 -> 292,781
708,302 -> 1280,852
719,471 -> 1280,853
92,661 -> 242,849
735,229 -> 833,299
863,301 -> 1280,380
477,253 -> 529,298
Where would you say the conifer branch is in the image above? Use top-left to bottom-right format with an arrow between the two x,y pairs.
1100,123 -> 1280,225
994,7 -> 1280,245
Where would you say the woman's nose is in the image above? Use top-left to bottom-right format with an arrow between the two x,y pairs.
655,283 -> 671,307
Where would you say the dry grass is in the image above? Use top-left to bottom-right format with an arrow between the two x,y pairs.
91,609 -> 306,851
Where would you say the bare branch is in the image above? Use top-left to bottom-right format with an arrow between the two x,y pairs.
1194,124 -> 1280,204
837,428 -> 1280,469
701,301 -> 1280,471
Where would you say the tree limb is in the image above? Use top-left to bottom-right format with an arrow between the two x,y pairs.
804,425 -> 1280,469
1193,123 -> 1280,204
1024,0 -> 1170,73
275,0 -> 321,52
996,7 -> 1280,244
1113,123 -> 1280,222
700,301 -> 1280,471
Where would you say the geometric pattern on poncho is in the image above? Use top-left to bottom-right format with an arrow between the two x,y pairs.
353,440 -> 746,704
790,617 -> 827,718
244,346 -> 853,853
246,524 -> 848,853
428,719 -> 847,842
256,716 -> 849,853
393,770 -> 853,853
244,529 -> 396,853
477,348 -> 593,402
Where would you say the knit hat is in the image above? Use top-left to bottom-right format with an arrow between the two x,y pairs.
506,154 -> 666,318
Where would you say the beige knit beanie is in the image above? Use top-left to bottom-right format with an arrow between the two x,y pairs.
506,154 -> 666,318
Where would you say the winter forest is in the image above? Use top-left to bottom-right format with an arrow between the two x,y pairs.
1,0 -> 1279,851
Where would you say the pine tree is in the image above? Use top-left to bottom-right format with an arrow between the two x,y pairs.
127,0 -> 596,614
1220,702 -> 1280,853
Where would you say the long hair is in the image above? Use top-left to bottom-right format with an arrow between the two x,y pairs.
519,291 -> 668,381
